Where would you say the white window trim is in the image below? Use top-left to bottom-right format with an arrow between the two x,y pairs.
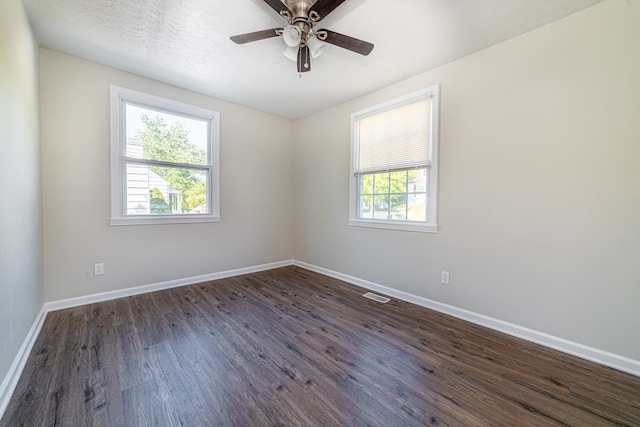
110,85 -> 220,226
348,85 -> 440,233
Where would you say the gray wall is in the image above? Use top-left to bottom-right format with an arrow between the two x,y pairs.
0,0 -> 44,389
293,0 -> 640,361
40,49 -> 294,302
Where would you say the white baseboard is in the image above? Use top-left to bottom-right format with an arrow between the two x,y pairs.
3,256 -> 638,423
293,260 -> 640,378
0,305 -> 48,419
45,259 -> 295,312
1,260 -> 295,420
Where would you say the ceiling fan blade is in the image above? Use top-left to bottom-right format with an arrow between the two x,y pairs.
316,29 -> 374,55
263,0 -> 293,19
230,28 -> 283,44
297,45 -> 311,73
308,0 -> 347,22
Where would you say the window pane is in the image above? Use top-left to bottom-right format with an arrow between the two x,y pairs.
374,173 -> 390,194
126,162 -> 208,215
390,194 -> 407,220
359,174 -> 373,195
374,195 -> 389,219
390,171 -> 407,194
125,103 -> 209,166
408,169 -> 427,221
408,193 -> 427,221
359,195 -> 373,218
408,169 -> 427,192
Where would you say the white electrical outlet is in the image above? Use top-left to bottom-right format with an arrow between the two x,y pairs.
94,263 -> 104,276
441,271 -> 450,285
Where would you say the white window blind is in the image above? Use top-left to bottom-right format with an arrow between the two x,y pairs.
355,96 -> 432,174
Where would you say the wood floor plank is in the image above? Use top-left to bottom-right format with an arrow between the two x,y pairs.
2,266 -> 639,426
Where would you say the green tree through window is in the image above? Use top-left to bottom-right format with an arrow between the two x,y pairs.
136,114 -> 207,213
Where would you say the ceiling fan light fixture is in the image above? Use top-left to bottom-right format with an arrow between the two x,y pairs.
283,25 -> 301,47
306,35 -> 325,59
282,45 -> 298,62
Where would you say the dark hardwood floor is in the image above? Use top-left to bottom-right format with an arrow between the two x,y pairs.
2,266 -> 639,426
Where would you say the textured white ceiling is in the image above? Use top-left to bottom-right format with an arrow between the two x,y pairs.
22,0 -> 604,118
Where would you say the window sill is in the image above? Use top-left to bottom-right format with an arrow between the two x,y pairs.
110,214 -> 221,226
348,218 -> 438,233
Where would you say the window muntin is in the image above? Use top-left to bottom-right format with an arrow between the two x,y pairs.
110,86 -> 220,225
349,85 -> 439,233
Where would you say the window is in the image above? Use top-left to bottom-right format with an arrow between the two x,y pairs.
349,85 -> 440,233
110,86 -> 220,225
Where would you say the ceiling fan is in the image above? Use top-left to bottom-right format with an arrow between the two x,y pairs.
230,0 -> 374,73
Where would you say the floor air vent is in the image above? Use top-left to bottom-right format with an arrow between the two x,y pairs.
363,292 -> 391,303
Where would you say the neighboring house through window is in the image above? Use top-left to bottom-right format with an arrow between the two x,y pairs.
125,137 -> 183,215
110,86 -> 220,225
349,85 -> 440,233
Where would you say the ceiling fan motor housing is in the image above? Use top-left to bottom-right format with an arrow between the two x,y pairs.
286,0 -> 317,21
286,0 -> 318,44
